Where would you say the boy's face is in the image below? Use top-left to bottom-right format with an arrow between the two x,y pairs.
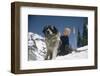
63,28 -> 71,36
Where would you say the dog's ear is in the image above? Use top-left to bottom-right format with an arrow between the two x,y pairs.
42,28 -> 45,34
53,26 -> 58,34
42,25 -> 48,34
51,25 -> 54,30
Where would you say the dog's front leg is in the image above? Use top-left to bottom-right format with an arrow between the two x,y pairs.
52,40 -> 60,60
45,50 -> 49,60
45,50 -> 51,60
52,49 -> 57,60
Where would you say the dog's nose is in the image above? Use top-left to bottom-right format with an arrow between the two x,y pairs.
47,31 -> 50,34
47,29 -> 53,35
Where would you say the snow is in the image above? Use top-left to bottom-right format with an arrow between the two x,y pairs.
28,32 -> 44,40
56,51 -> 88,60
28,32 -> 47,61
77,46 -> 88,51
56,46 -> 88,60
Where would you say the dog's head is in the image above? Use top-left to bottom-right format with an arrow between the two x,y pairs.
43,25 -> 58,37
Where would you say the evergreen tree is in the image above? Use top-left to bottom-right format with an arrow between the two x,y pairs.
77,29 -> 82,47
82,18 -> 88,46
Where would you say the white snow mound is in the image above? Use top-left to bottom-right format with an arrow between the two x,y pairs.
56,46 -> 88,60
28,32 -> 47,61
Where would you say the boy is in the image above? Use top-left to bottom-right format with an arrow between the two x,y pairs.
58,27 -> 73,56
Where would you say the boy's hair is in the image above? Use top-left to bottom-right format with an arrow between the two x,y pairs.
64,27 -> 71,35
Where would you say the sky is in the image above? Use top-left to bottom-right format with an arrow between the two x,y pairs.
28,15 -> 88,48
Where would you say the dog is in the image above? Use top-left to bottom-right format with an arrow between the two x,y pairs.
43,25 -> 60,60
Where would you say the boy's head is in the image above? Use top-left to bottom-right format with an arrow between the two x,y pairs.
63,27 -> 71,36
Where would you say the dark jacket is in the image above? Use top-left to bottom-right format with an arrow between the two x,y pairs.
58,35 -> 72,56
60,36 -> 69,46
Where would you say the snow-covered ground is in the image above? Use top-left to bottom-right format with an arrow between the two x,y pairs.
77,46 -> 88,51
56,46 -> 88,60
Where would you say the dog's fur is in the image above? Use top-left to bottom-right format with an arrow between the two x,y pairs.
43,25 -> 60,60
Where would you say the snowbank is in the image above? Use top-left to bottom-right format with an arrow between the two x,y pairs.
56,46 -> 88,60
77,46 -> 88,51
28,32 -> 47,61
